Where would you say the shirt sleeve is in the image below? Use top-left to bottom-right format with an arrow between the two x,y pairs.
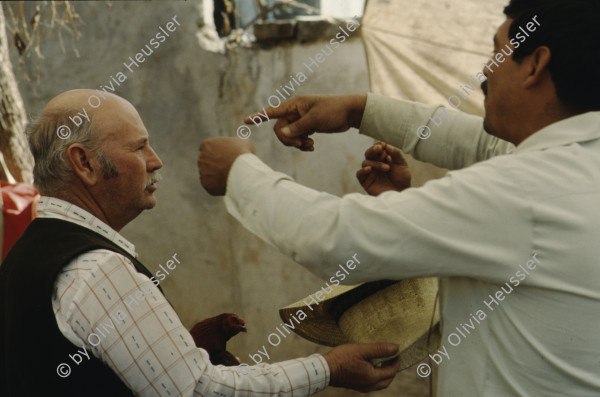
52,249 -> 329,397
225,153 -> 532,285
358,93 -> 515,169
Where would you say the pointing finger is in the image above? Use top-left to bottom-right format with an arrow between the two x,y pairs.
244,102 -> 299,125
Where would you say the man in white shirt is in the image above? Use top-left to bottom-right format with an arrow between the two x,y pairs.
197,1 -> 600,396
0,89 -> 401,397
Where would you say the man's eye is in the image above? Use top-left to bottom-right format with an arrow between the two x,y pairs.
138,146 -> 145,150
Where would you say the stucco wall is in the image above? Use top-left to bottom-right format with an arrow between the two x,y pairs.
8,1 -> 430,395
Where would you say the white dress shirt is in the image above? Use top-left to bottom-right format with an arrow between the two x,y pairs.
41,196 -> 329,397
224,94 -> 600,396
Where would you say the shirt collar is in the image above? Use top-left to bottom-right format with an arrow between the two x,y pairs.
36,196 -> 138,258
513,111 -> 600,154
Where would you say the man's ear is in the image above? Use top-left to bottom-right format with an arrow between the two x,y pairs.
522,46 -> 552,89
65,144 -> 101,187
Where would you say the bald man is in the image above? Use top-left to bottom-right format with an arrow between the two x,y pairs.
0,90 -> 400,397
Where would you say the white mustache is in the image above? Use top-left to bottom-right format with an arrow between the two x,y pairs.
146,173 -> 162,188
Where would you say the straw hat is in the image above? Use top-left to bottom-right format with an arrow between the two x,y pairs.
279,278 -> 441,370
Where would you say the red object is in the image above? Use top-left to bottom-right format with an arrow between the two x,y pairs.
190,313 -> 247,366
1,182 -> 39,261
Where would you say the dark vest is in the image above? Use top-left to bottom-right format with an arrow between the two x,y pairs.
0,218 -> 164,396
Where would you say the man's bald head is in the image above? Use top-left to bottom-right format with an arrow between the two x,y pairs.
44,89 -> 140,135
43,88 -> 114,115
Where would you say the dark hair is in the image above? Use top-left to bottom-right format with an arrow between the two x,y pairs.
504,0 -> 600,113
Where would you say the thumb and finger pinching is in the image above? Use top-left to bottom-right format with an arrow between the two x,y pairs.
362,343 -> 399,360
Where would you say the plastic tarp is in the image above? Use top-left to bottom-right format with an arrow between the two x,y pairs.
362,0 -> 507,117
0,183 -> 38,262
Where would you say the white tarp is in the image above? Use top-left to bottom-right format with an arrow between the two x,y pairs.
362,0 -> 507,117
360,0 -> 507,182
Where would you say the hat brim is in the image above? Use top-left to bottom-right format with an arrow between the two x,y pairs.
279,278 -> 440,371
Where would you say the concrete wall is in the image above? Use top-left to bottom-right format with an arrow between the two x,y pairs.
8,1 -> 429,395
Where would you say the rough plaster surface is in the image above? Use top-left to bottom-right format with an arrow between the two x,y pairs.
8,1 -> 431,395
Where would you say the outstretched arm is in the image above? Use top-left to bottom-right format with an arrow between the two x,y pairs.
219,150 -> 530,284
54,250 -> 401,396
359,94 -> 514,170
245,93 -> 514,169
244,95 -> 367,151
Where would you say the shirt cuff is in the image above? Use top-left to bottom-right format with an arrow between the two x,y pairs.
357,93 -> 466,168
278,353 -> 330,395
358,92 -> 411,143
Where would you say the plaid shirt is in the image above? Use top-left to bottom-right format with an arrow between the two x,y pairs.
40,196 -> 329,396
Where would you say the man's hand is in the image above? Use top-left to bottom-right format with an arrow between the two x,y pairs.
356,142 -> 411,196
244,95 -> 367,151
323,343 -> 401,393
197,137 -> 255,196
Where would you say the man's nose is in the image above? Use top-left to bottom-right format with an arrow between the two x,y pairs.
148,146 -> 163,171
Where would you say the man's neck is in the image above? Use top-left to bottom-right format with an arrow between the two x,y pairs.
49,191 -> 124,231
511,105 -> 580,146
